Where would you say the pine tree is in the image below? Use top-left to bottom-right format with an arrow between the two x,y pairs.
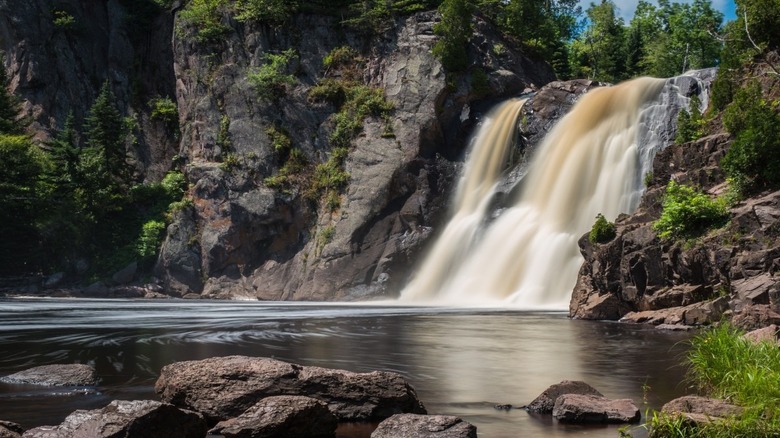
84,81 -> 131,188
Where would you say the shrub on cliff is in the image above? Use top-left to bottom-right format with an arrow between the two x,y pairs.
589,213 -> 616,244
653,180 -> 728,240
721,81 -> 780,195
432,0 -> 473,72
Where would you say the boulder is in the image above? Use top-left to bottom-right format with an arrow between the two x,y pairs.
111,261 -> 137,285
155,356 -> 426,423
210,395 -> 336,438
661,395 -> 743,418
552,394 -> 640,423
0,421 -> 24,438
525,380 -> 603,414
42,272 -> 65,289
21,400 -> 206,438
371,414 -> 477,438
743,324 -> 780,345
1,364 -> 97,386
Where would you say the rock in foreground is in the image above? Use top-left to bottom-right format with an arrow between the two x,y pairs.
155,356 -> 426,422
662,395 -> 743,419
0,364 -> 97,386
210,395 -> 337,438
0,421 -> 24,438
525,380 -> 603,414
21,400 -> 206,438
552,394 -> 640,423
371,414 -> 477,438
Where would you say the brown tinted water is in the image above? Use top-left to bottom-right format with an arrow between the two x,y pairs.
0,298 -> 692,437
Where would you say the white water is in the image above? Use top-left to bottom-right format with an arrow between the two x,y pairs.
401,77 -> 675,308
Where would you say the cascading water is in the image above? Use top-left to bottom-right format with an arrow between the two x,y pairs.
401,74 -> 707,308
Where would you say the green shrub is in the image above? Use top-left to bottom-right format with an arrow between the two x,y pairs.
235,0 -> 298,23
248,49 -> 297,99
177,0 -> 230,43
323,46 -> 359,70
432,0 -> 473,72
149,96 -> 178,129
53,10 -> 76,30
309,79 -> 348,106
721,81 -> 780,194
136,219 -> 166,260
653,180 -> 728,240
589,213 -> 616,244
675,94 -> 703,144
161,171 -> 187,199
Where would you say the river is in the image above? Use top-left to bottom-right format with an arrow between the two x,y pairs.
0,298 -> 691,437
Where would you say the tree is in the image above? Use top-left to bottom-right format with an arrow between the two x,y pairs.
84,82 -> 131,189
576,0 -> 627,82
0,53 -> 24,135
432,0 -> 474,72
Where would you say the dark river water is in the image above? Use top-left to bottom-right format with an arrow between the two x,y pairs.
0,298 -> 693,437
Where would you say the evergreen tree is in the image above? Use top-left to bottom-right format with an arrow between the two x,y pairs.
84,81 -> 131,189
0,53 -> 24,135
432,0 -> 474,72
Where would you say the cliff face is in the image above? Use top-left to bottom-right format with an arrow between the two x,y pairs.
1,1 -> 555,298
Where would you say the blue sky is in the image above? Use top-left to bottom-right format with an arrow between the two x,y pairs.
578,0 -> 738,22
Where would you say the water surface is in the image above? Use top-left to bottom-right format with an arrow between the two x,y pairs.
0,298 -> 692,436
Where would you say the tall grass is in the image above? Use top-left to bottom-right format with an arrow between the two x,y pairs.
648,324 -> 780,437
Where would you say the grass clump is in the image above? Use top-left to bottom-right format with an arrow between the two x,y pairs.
263,125 -> 308,190
647,324 -> 780,437
589,213 -> 616,244
248,49 -> 298,100
653,180 -> 728,240
149,96 -> 179,131
177,0 -> 230,43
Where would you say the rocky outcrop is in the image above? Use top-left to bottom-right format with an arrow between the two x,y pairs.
570,127 -> 780,326
371,414 -> 477,438
21,400 -> 207,438
659,396 -> 743,428
525,380 -> 603,414
209,395 -> 337,438
552,394 -> 640,424
0,364 -> 97,386
743,324 -> 780,345
155,356 -> 426,423
0,421 -> 23,438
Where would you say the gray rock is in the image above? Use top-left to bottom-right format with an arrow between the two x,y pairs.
526,380 -> 603,414
155,356 -> 426,423
111,261 -> 137,285
1,364 -> 97,386
83,281 -> 108,297
42,272 -> 65,289
371,414 -> 477,438
552,394 -> 640,423
0,421 -> 24,438
210,395 -> 337,438
743,324 -> 780,345
21,400 -> 206,438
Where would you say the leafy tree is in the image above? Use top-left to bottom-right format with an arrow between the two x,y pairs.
721,81 -> 780,194
574,0 -> 626,83
432,0 -> 474,72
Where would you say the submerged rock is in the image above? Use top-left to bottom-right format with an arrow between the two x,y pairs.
370,414 -> 477,438
552,394 -> 640,424
0,364 -> 97,386
210,395 -> 337,438
525,380 -> 603,414
155,356 -> 426,423
21,400 -> 206,438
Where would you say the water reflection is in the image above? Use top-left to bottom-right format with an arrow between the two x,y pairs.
0,298 -> 691,437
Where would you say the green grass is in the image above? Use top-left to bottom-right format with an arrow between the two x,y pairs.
647,324 -> 780,437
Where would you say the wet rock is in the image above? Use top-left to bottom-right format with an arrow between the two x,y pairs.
111,261 -> 137,285
21,400 -> 206,438
0,421 -> 23,438
210,395 -> 336,438
619,298 -> 728,326
83,281 -> 108,297
526,380 -> 603,414
0,364 -> 97,386
552,394 -> 640,424
370,414 -> 477,438
42,272 -> 65,289
155,356 -> 426,423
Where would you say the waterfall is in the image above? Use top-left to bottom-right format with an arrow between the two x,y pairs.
401,75 -> 701,308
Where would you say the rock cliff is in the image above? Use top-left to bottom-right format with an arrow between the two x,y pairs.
0,2 -> 555,298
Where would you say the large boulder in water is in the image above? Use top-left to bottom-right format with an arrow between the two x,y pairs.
21,400 -> 207,438
371,414 -> 477,438
552,394 -> 640,423
209,395 -> 337,438
525,380 -> 603,414
155,356 -> 426,423
0,364 -> 97,386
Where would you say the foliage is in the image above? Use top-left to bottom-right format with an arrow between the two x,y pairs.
309,79 -> 348,107
263,125 -> 308,190
235,0 -> 298,23
432,0 -> 473,72
52,10 -> 76,30
653,180 -> 728,240
136,220 -> 167,260
675,93 -> 703,144
178,0 -> 230,43
647,324 -> 780,437
570,0 -> 626,83
149,96 -> 178,130
721,81 -> 780,194
0,53 -> 24,135
323,46 -> 360,70
248,49 -> 298,100
470,68 -> 490,96
84,82 -> 131,189
589,213 -> 616,243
